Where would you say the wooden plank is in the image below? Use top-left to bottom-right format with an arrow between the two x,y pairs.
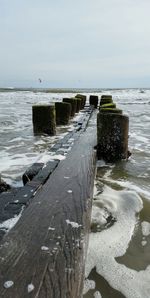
0,112 -> 96,298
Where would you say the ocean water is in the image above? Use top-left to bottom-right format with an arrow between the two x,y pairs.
0,88 -> 150,297
83,89 -> 150,298
0,88 -> 80,186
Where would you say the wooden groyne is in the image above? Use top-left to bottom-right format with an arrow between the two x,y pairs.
0,92 -> 130,297
0,106 -> 97,297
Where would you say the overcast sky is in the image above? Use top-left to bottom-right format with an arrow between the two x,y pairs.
1,0 -> 150,88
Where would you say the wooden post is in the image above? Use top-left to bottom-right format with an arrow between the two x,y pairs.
89,95 -> 99,108
97,111 -> 129,162
100,95 -> 113,106
0,111 -> 96,298
73,97 -> 82,113
32,105 -> 56,135
75,94 -> 86,109
101,95 -> 112,100
63,98 -> 77,117
55,102 -> 71,125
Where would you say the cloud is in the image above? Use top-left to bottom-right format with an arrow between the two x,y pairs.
0,0 -> 150,87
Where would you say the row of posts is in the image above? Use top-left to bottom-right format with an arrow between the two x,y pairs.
32,93 -> 129,163
32,94 -> 86,136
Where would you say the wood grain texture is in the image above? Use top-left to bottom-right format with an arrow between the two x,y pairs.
0,112 -> 96,298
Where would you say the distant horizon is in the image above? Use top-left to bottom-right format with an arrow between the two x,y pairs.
0,86 -> 149,91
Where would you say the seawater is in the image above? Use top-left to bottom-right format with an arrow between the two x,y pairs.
0,88 -> 78,186
83,89 -> 150,298
0,88 -> 150,297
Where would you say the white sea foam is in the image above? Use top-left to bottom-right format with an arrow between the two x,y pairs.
141,221 -> 150,237
100,172 -> 150,201
94,291 -> 102,298
4,280 -> 14,289
91,205 -> 107,226
141,240 -> 147,246
41,246 -> 49,251
85,186 -> 148,298
66,219 -> 81,228
83,279 -> 95,294
0,210 -> 23,231
38,153 -> 66,163
27,283 -> 34,293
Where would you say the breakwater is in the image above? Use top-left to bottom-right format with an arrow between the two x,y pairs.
0,88 -> 150,297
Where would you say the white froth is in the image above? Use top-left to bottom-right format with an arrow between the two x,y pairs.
48,227 -> 55,231
141,240 -> 147,246
91,205 -> 107,226
85,186 -> 147,298
27,283 -> 34,293
101,173 -> 150,200
4,280 -> 14,289
38,153 -> 66,163
83,279 -> 95,294
66,219 -> 81,228
141,221 -> 150,236
0,211 -> 23,231
94,291 -> 102,298
41,246 -> 49,251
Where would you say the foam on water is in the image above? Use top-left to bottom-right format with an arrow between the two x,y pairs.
0,209 -> 23,232
141,221 -> 150,237
0,88 -> 150,187
84,186 -> 150,298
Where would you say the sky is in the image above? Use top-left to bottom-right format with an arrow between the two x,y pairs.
1,0 -> 150,88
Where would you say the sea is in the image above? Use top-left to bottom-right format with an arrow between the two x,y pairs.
0,88 -> 150,298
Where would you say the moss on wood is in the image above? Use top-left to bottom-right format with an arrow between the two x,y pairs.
100,103 -> 116,109
100,98 -> 113,105
100,108 -> 122,114
101,95 -> 112,100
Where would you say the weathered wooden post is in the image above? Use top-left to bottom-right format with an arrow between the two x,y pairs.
63,98 -> 77,117
32,105 -> 56,135
89,95 -> 99,108
75,94 -> 86,109
74,97 -> 82,112
55,102 -> 71,125
100,95 -> 113,106
97,109 -> 129,162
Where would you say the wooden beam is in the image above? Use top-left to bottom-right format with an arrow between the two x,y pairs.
0,112 -> 96,298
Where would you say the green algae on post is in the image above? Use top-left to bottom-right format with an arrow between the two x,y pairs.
100,98 -> 113,105
55,102 -> 71,125
101,95 -> 112,100
100,103 -> 116,109
32,105 -> 56,135
100,108 -> 122,114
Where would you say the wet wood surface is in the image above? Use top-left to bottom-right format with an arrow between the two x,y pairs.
0,112 -> 96,298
